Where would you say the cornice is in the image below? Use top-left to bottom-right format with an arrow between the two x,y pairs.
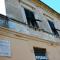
0,26 -> 60,46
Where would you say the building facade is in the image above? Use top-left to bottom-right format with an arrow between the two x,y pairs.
0,0 -> 60,60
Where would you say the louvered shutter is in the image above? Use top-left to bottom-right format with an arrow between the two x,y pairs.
34,11 -> 43,30
34,11 -> 52,33
41,16 -> 52,33
5,2 -> 27,23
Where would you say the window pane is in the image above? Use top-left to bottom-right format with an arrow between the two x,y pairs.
34,47 -> 48,60
24,8 -> 39,28
48,20 -> 59,36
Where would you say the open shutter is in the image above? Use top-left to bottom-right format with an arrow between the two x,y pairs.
5,2 -> 27,23
34,8 -> 53,34
35,11 -> 52,33
54,20 -> 60,36
42,17 -> 53,34
48,20 -> 59,36
34,10 -> 43,30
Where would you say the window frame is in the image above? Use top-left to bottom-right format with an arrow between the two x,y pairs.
33,47 -> 48,60
24,8 -> 39,29
48,20 -> 59,37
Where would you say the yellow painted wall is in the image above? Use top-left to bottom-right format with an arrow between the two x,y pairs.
0,27 -> 60,60
32,0 -> 60,19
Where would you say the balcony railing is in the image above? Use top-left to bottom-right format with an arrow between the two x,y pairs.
0,14 -> 53,34
0,14 -> 60,42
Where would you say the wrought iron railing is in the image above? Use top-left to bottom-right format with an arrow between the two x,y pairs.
0,14 -> 60,38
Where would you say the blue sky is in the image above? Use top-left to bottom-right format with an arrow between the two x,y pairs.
40,0 -> 60,13
0,0 -> 60,15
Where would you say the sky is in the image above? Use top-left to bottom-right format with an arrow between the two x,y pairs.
0,0 -> 60,15
40,0 -> 60,13
0,0 -> 6,15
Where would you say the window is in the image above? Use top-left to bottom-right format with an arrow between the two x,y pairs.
0,14 -> 8,27
48,20 -> 59,37
24,8 -> 39,29
34,47 -> 48,60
